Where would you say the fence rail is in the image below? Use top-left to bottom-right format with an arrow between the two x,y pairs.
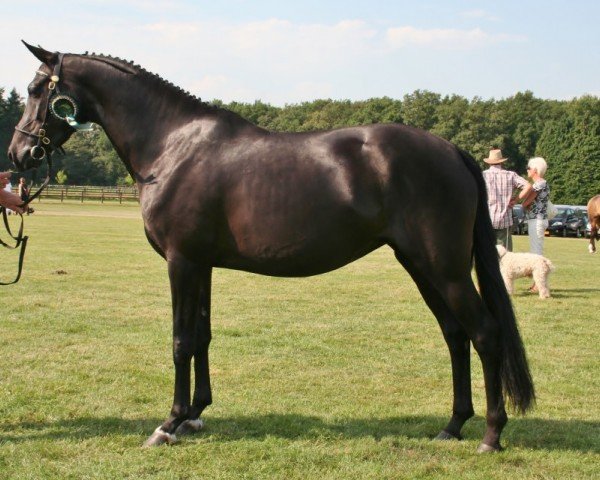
32,185 -> 139,203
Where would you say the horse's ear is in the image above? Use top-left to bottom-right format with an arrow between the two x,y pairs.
21,40 -> 58,65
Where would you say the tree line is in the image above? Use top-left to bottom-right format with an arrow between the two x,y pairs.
1,87 -> 598,205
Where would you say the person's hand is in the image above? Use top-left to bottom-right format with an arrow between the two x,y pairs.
0,189 -> 24,214
0,171 -> 11,188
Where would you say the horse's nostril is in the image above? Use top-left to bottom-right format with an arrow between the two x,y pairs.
7,151 -> 19,169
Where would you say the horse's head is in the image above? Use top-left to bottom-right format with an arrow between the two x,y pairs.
8,42 -> 92,171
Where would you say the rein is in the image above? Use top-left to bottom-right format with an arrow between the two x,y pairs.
0,208 -> 28,285
0,158 -> 52,285
1,56 -> 64,285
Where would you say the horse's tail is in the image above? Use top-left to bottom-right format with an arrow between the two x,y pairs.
458,148 -> 535,414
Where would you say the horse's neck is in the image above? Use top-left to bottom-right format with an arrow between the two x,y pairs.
84,72 -> 205,179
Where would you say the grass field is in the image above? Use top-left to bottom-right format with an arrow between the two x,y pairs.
0,200 -> 598,479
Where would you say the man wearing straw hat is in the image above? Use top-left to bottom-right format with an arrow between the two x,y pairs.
482,148 -> 531,251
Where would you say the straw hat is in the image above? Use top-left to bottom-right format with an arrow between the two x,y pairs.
483,149 -> 508,165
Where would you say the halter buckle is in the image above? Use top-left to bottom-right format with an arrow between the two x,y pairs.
48,75 -> 60,91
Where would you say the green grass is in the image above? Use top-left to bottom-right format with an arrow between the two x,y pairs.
0,201 -> 598,479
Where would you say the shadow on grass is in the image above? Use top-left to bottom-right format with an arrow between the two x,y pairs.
512,288 -> 600,299
549,288 -> 600,297
0,414 -> 598,453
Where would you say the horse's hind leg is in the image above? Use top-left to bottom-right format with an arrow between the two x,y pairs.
395,251 -> 474,440
144,257 -> 212,447
394,248 -> 507,451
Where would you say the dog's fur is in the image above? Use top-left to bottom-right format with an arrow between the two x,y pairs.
496,245 -> 555,299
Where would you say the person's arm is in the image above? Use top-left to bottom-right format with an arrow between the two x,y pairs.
0,172 -> 10,189
521,187 -> 537,209
517,183 -> 532,203
509,176 -> 532,207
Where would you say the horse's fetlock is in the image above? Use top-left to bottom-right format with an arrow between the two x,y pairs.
454,407 -> 475,421
170,404 -> 190,419
486,409 -> 508,430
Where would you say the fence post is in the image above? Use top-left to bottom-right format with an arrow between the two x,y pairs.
81,188 -> 84,203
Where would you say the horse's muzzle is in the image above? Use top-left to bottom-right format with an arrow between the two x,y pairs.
7,146 -> 43,172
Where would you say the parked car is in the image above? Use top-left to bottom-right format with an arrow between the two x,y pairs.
578,209 -> 588,238
511,205 -> 528,235
585,215 -> 594,238
546,207 -> 587,237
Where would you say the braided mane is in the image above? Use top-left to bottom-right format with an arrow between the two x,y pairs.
79,52 -> 213,108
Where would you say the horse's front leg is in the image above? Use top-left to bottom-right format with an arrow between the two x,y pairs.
144,257 -> 212,447
175,267 -> 213,437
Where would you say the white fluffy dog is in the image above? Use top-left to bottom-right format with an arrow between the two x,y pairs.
496,245 -> 555,299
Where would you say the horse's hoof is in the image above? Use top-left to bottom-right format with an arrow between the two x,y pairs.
434,430 -> 461,441
476,442 -> 502,453
175,418 -> 205,436
589,244 -> 596,254
142,427 -> 178,447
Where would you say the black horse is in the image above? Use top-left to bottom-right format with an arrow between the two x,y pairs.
8,43 -> 534,451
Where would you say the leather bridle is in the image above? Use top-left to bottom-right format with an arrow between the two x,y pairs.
14,53 -> 66,169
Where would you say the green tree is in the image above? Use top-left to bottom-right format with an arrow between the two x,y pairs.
401,90 -> 441,131
452,97 -> 510,166
0,88 -> 24,170
55,170 -> 68,184
349,97 -> 402,125
536,97 -> 600,205
430,94 -> 469,142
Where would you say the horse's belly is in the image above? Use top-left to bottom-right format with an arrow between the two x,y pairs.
216,239 -> 383,277
216,217 -> 384,277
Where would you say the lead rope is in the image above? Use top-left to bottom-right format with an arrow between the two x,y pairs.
0,209 -> 28,285
0,156 -> 52,285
